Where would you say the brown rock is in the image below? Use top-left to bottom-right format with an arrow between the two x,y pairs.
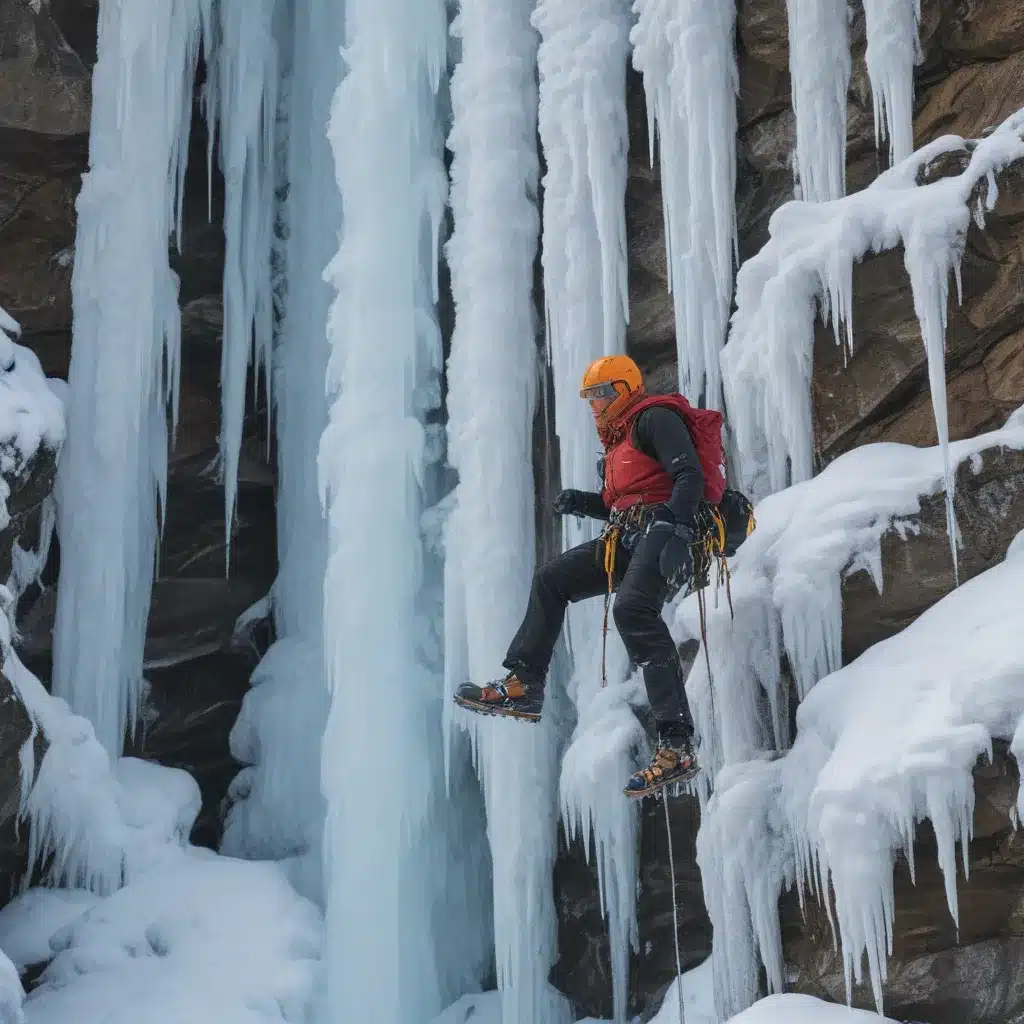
915,53 -> 1024,146
552,792 -> 711,1021
737,0 -> 789,69
783,750 -> 1024,1023
0,2 -> 90,137
842,447 -> 1024,663
944,0 -> 1024,61
984,326 -> 1024,414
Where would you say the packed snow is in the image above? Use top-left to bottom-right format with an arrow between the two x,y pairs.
697,514 -> 1024,1017
723,109 -> 1024,581
51,0 -> 210,757
631,0 -> 738,410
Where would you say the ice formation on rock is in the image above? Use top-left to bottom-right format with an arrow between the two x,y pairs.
534,0 -> 631,543
863,0 -> 921,167
202,0 -> 281,559
318,0 -> 475,1019
444,1 -> 570,1020
220,0 -> 334,907
693,424 -> 1024,1018
678,416 -> 1024,783
52,0 -> 210,756
631,0 -> 738,409
723,111 -> 1024,577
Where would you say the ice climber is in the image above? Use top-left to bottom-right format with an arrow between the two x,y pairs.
455,354 -> 727,798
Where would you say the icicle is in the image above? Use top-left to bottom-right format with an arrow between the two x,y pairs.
444,1 -> 570,1019
318,0 -> 457,1018
697,541 -> 1024,1018
204,0 -> 280,567
1012,718 -> 1024,828
631,0 -> 738,410
722,112 -> 1024,550
862,0 -> 921,166
52,0 -> 211,757
220,0 -> 333,907
784,0 -> 851,202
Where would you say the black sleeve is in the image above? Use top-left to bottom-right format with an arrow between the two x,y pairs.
634,407 -> 704,531
578,491 -> 611,520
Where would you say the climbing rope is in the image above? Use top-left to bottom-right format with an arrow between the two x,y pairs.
663,793 -> 686,1024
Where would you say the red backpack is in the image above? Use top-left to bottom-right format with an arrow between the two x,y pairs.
632,394 -> 726,504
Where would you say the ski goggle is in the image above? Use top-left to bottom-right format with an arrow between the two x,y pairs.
579,381 -> 622,401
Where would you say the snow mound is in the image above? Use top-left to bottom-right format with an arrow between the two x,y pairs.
697,531 -> 1024,1017
723,107 -> 1024,576
0,890 -> 97,971
0,310 -> 65,531
727,994 -> 900,1022
22,852 -> 321,1024
677,416 -> 1024,779
9,641 -> 200,895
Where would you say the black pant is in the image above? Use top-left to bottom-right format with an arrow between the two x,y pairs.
503,530 -> 694,733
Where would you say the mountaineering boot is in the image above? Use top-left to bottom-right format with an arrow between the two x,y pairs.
623,724 -> 699,798
453,672 -> 543,723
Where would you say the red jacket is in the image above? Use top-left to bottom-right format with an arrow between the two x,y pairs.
601,394 -> 724,512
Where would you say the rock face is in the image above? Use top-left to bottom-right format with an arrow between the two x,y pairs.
782,746 -> 1024,1024
4,1 -> 274,850
554,1 -> 1024,1021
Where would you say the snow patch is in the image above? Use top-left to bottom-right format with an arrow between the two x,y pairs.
0,890 -> 97,972
22,853 -> 321,1024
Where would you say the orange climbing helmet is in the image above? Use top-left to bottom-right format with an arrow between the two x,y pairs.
580,354 -> 644,427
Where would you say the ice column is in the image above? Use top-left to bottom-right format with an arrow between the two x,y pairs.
318,0 -> 453,1019
534,0 -> 631,542
785,0 -> 851,201
532,6 -> 637,1020
219,0 -> 335,906
631,0 -> 738,410
53,0 -> 210,756
863,0 -> 921,166
444,1 -> 569,1020
203,0 -> 280,560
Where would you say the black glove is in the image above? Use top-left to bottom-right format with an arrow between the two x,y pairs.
648,520 -> 694,589
553,489 -> 588,517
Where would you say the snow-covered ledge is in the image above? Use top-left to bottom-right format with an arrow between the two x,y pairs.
692,424 -> 1024,1017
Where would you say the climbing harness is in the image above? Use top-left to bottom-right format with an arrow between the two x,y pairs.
664,794 -> 686,1024
599,504 -> 650,688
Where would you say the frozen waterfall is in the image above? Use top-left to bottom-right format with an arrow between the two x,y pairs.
52,0 -> 210,756
444,1 -> 570,1021
317,0 -> 477,1020
218,0 -> 335,906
